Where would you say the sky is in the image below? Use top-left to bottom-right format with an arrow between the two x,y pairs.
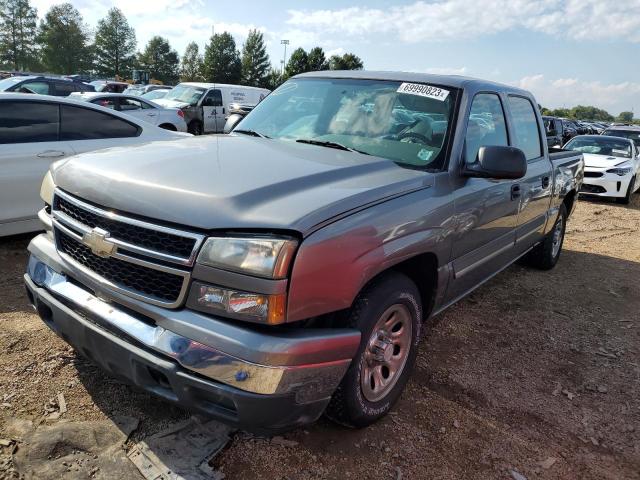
31,0 -> 640,116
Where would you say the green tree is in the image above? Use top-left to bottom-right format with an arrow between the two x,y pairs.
0,0 -> 38,71
569,105 -> 614,122
284,47 -> 308,78
94,7 -> 136,78
329,52 -> 364,70
180,41 -> 203,82
617,111 -> 634,123
202,31 -> 241,83
548,108 -> 571,118
138,36 -> 179,84
241,29 -> 270,87
307,46 -> 328,71
38,3 -> 91,74
265,67 -> 283,91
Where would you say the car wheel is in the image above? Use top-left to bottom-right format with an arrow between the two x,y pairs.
615,176 -> 635,205
188,121 -> 203,135
522,203 -> 567,270
325,272 -> 421,428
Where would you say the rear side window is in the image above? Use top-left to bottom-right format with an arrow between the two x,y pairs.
508,96 -> 542,160
60,105 -> 140,140
465,93 -> 509,163
92,97 -> 117,109
15,81 -> 50,95
0,101 -> 59,144
54,82 -> 80,96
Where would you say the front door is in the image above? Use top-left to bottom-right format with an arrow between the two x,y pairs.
202,89 -> 223,133
446,93 -> 520,303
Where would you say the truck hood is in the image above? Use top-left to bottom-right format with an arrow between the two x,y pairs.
153,98 -> 191,109
583,153 -> 630,168
52,135 -> 431,234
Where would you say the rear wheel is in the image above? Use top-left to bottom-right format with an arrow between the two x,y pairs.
325,272 -> 422,428
522,203 -> 567,270
616,176 -> 635,205
188,121 -> 203,135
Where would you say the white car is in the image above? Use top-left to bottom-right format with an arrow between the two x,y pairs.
71,92 -> 187,132
0,93 -> 190,236
565,134 -> 640,204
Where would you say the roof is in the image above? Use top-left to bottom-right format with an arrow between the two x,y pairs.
573,134 -> 633,143
605,125 -> 640,131
294,70 -> 531,95
179,82 -> 270,91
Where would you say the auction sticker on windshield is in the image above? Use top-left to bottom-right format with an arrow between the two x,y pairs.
397,83 -> 450,101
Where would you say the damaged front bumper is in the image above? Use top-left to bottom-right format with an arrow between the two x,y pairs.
25,234 -> 360,433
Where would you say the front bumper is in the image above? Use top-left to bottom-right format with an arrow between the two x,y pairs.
580,169 -> 632,198
25,236 -> 360,433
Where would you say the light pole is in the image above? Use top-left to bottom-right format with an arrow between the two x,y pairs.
281,39 -> 289,76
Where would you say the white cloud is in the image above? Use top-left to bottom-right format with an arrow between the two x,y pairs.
286,0 -> 640,43
514,74 -> 640,115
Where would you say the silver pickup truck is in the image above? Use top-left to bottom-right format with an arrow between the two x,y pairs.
25,71 -> 584,434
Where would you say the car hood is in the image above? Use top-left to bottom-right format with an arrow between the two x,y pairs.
153,98 -> 191,109
52,135 -> 431,234
582,153 -> 630,168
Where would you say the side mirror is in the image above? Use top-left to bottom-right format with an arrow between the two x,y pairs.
223,113 -> 244,134
462,145 -> 527,180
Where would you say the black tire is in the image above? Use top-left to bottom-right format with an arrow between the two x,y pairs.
325,272 -> 422,428
522,203 -> 567,270
615,176 -> 635,205
188,121 -> 203,135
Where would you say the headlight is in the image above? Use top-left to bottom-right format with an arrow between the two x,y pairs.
188,281 -> 286,325
197,236 -> 297,279
40,171 -> 55,205
606,163 -> 632,176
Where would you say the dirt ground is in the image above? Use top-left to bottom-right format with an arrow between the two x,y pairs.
0,194 -> 638,480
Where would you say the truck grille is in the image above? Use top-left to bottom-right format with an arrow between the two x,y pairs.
51,190 -> 205,308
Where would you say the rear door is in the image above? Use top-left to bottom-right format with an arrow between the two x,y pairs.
506,95 -> 553,253
201,89 -> 223,133
0,100 -> 73,226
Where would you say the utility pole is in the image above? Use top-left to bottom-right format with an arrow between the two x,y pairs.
281,39 -> 289,76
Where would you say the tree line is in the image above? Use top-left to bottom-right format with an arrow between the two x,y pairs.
0,0 -> 364,88
540,105 -> 637,124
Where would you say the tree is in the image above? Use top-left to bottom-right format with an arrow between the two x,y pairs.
617,111 -> 634,123
265,67 -> 283,90
570,105 -> 614,122
0,0 -> 38,71
138,36 -> 179,84
38,3 -> 91,74
241,29 -> 269,87
284,47 -> 308,78
202,31 -> 241,84
307,46 -> 328,71
93,7 -> 136,78
180,41 -> 203,82
329,53 -> 364,70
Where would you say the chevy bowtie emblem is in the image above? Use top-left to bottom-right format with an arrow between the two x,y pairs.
82,227 -> 116,258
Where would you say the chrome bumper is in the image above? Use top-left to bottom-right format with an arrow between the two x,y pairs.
26,249 -> 359,402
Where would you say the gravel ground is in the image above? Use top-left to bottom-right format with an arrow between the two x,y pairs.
0,194 -> 638,479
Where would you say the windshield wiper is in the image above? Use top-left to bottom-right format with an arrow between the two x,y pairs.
234,129 -> 269,138
296,139 -> 370,155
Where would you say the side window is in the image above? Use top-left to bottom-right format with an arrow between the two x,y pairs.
465,93 -> 508,163
202,89 -> 223,107
0,101 -> 59,144
119,98 -> 144,111
54,83 -> 78,96
60,105 -> 140,140
16,81 -> 50,95
92,98 -> 117,110
508,96 -> 542,160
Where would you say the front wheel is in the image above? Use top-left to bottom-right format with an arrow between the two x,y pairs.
522,203 -> 567,270
325,272 -> 422,428
616,176 -> 635,205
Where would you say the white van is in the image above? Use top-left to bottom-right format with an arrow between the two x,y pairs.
155,83 -> 270,135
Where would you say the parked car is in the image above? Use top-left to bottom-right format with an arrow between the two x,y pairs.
601,125 -> 640,144
123,84 -> 173,96
561,119 -> 578,143
565,135 -> 639,204
0,75 -> 94,96
89,80 -> 130,93
543,115 -> 564,148
0,93 -> 189,236
141,89 -> 170,101
25,72 -> 583,434
154,82 -> 270,135
223,103 -> 257,133
71,92 -> 187,132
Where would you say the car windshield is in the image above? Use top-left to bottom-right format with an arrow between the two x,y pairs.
164,85 -> 205,105
603,129 -> 640,143
0,76 -> 23,90
564,136 -> 631,158
238,78 -> 457,169
142,90 -> 168,100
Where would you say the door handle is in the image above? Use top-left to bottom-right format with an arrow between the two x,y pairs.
222,107 -> 225,114
37,150 -> 66,158
511,184 -> 521,200
541,176 -> 550,188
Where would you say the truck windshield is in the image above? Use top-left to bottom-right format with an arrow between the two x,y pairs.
238,78 -> 458,170
164,85 -> 205,105
564,136 -> 631,158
